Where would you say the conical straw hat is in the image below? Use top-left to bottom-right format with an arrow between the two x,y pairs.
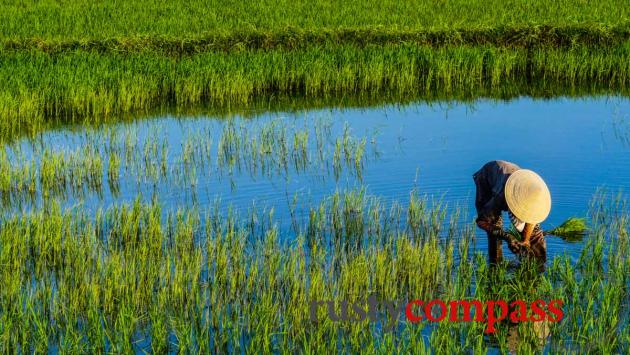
504,169 -> 551,224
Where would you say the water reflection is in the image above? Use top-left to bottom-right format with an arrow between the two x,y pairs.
2,96 -> 630,263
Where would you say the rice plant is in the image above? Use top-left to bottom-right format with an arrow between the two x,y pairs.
1,1 -> 628,41
0,117 -> 375,210
0,189 -> 626,353
1,43 -> 630,139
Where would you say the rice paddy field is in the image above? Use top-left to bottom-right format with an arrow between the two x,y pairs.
1,1 -> 630,354
1,0 -> 630,139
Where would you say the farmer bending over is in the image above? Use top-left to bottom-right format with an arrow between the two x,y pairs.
473,160 -> 551,264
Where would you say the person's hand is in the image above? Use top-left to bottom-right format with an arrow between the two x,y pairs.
508,240 -> 534,256
508,240 -> 522,254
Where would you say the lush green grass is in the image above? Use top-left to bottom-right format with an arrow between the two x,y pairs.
2,43 -> 630,139
1,1 -> 629,139
1,0 -> 628,40
0,189 -> 627,353
4,26 -> 630,54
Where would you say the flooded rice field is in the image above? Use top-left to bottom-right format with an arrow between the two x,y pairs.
4,96 -> 630,254
1,96 -> 629,353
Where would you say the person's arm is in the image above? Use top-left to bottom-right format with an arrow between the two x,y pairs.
476,219 -> 523,255
521,223 -> 535,247
476,219 -> 518,243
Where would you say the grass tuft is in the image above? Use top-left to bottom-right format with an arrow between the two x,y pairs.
545,217 -> 589,241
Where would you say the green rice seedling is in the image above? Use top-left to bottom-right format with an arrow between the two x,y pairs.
6,190 -> 624,353
0,117 -> 375,209
0,148 -> 37,206
341,188 -> 366,251
217,119 -> 240,172
108,150 -> 121,195
39,149 -> 68,197
333,138 -> 343,180
292,130 -> 309,172
507,216 -> 589,243
123,127 -> 139,167
108,150 -> 121,182
545,217 -> 589,241
77,146 -> 103,190
354,137 -> 366,180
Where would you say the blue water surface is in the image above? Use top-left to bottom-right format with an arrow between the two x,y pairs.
8,96 -> 630,262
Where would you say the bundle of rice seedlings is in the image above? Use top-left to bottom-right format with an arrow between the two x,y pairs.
507,217 -> 588,242
544,217 -> 588,242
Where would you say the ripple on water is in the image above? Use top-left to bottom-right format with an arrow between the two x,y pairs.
3,96 -> 630,262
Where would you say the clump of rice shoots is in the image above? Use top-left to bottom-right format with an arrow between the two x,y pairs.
507,217 -> 588,242
544,217 -> 588,242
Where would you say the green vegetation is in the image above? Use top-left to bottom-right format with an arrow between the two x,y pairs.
0,118 -> 373,207
1,0 -> 629,40
4,27 -> 630,54
0,117 -> 626,352
1,1 -> 630,139
0,189 -> 627,353
2,44 -> 630,139
545,217 -> 589,241
508,217 -> 590,242
1,1 -> 629,352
